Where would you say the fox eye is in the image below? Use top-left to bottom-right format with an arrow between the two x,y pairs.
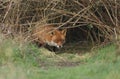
50,31 -> 55,35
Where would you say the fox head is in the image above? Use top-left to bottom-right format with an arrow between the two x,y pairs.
45,29 -> 67,48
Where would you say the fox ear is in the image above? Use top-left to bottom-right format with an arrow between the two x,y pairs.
61,29 -> 67,35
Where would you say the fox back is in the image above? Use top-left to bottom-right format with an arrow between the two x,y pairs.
32,25 -> 67,48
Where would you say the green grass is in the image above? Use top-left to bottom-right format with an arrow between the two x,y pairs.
0,37 -> 120,79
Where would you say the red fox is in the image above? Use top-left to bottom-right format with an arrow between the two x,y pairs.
32,25 -> 67,48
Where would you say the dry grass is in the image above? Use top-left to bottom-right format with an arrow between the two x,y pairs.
0,0 -> 120,46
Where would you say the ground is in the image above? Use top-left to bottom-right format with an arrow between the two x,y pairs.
0,39 -> 120,79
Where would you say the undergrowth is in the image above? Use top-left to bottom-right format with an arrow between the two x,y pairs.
0,36 -> 120,79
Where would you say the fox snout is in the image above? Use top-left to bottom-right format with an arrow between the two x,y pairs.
46,40 -> 65,49
56,45 -> 63,48
56,40 -> 65,48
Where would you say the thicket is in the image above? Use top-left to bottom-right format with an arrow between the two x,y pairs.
0,0 -> 120,45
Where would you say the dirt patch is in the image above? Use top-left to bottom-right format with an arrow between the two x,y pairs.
39,60 -> 81,69
36,47 -> 85,69
56,61 -> 80,67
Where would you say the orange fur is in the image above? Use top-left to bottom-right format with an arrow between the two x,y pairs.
32,25 -> 67,48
